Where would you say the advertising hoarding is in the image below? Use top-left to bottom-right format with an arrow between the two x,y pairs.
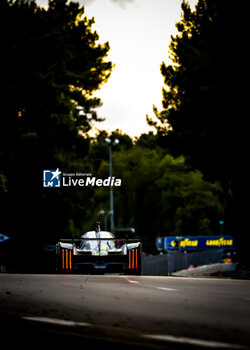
156,236 -> 235,251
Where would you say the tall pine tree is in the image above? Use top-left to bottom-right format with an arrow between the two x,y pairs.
148,0 -> 248,261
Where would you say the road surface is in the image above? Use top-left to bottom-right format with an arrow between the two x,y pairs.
0,274 -> 250,349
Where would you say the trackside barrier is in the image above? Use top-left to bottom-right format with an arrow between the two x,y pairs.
141,249 -> 224,276
141,254 -> 168,276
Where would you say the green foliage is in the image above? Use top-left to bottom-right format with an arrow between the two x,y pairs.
88,134 -> 224,252
0,0 -> 230,263
149,0 -> 243,186
0,0 -> 112,246
148,0 -> 247,252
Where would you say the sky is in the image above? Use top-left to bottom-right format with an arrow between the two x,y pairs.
37,0 -> 198,138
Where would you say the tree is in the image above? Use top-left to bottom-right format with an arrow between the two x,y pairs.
0,0 -> 113,270
148,0 -> 248,258
90,142 -> 223,253
150,0 -> 239,181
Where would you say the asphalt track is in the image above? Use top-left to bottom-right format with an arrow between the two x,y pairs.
0,274 -> 250,349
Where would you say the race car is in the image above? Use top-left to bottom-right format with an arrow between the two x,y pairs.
56,223 -> 141,274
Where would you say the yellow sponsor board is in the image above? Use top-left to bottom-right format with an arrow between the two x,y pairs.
180,238 -> 198,248
166,236 -> 234,250
171,238 -> 198,248
206,237 -> 233,247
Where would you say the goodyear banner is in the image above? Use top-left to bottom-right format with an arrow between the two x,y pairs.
164,236 -> 235,251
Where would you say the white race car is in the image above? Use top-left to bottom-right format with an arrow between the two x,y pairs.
56,223 -> 141,274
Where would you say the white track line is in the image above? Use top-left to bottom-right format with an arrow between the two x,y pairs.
156,287 -> 178,292
126,278 -> 140,284
125,277 -> 178,291
22,316 -> 92,327
22,316 -> 247,349
142,334 -> 247,349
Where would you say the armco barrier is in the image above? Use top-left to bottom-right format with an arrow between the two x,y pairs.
141,249 -> 224,276
142,254 -> 168,276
